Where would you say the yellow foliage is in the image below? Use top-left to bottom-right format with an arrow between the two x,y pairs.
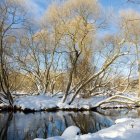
65,0 -> 100,18
33,29 -> 48,42
120,9 -> 140,42
5,36 -> 16,44
8,72 -> 37,92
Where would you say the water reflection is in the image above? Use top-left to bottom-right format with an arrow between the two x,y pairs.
97,108 -> 140,120
0,112 -> 13,140
0,111 -> 115,140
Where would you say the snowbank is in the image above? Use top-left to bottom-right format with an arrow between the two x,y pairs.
12,92 -> 139,111
13,94 -> 109,111
115,118 -> 133,124
14,95 -> 58,111
61,126 -> 81,138
78,118 -> 140,140
34,118 -> 140,140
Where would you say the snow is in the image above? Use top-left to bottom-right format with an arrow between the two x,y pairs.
13,94 -> 108,111
78,118 -> 140,140
34,126 -> 81,140
61,126 -> 81,138
0,91 -> 137,111
11,92 -> 139,111
115,118 -> 133,124
34,118 -> 140,140
14,95 -> 58,111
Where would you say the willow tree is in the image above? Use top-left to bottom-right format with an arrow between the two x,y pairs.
120,9 -> 140,97
43,0 -> 105,102
41,0 -> 129,104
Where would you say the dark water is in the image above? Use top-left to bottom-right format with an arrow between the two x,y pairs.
0,108 -> 140,140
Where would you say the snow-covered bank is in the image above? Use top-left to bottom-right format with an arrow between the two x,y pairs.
34,118 -> 140,140
77,118 -> 140,140
0,92 -> 139,111
14,95 -> 58,111
13,94 -> 105,111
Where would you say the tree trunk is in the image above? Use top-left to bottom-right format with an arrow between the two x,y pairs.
62,69 -> 74,103
136,44 -> 140,97
138,65 -> 140,97
7,91 -> 13,106
0,35 -> 13,106
62,49 -> 80,103
68,52 -> 126,105
36,80 -> 44,95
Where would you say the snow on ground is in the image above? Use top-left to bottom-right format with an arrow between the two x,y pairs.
77,118 -> 140,140
34,118 -> 140,140
13,93 -> 109,111
14,95 -> 58,111
0,92 -> 138,111
12,92 -> 139,111
115,118 -> 133,124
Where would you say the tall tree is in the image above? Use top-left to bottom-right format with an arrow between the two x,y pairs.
120,9 -> 140,96
42,0 -> 107,102
0,0 -> 27,105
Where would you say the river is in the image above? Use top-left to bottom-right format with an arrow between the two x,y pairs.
0,108 -> 140,140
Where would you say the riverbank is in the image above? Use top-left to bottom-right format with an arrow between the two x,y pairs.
0,92 -> 139,112
34,118 -> 140,140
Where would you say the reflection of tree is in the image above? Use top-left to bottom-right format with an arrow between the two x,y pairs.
69,113 -> 90,133
68,112 -> 113,134
22,113 -> 49,139
91,112 -> 113,127
137,108 -> 140,117
49,114 -> 65,137
63,115 -> 69,128
16,112 -> 65,139
0,112 -> 13,140
98,109 -> 129,119
0,111 -> 114,140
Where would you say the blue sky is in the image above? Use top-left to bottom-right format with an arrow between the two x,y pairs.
27,0 -> 140,17
100,0 -> 140,12
27,0 -> 140,34
26,0 -> 140,38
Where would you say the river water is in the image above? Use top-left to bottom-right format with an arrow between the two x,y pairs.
0,108 -> 140,140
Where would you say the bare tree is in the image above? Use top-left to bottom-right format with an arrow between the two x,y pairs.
40,0 -> 134,104
0,0 -> 27,105
120,9 -> 140,96
68,35 -> 128,104
42,0 -> 107,102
